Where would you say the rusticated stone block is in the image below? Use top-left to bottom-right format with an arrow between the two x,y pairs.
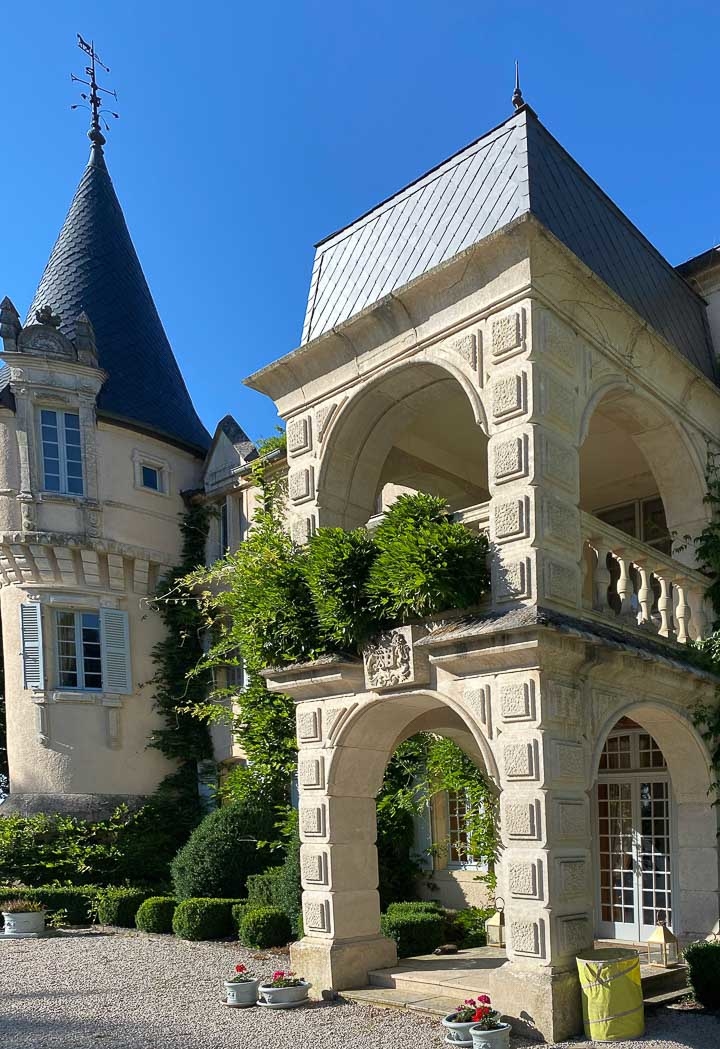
287,416 -> 312,456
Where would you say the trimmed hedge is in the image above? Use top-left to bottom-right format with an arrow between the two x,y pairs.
172,897 -> 244,941
239,905 -> 292,949
231,902 -> 247,932
171,801 -> 276,900
245,832 -> 303,937
94,888 -> 153,928
384,900 -> 443,916
380,910 -> 446,957
135,896 -> 177,934
684,940 -> 720,1009
0,885 -> 96,926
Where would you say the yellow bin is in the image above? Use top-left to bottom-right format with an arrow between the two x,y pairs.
576,948 -> 645,1042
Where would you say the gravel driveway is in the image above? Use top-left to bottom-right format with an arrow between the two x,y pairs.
0,929 -> 719,1048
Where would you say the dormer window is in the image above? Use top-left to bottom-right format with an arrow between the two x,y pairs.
40,409 -> 84,496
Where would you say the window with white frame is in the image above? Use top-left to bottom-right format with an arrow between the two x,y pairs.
19,602 -> 132,694
447,789 -> 478,868
141,464 -> 161,491
40,409 -> 83,495
132,450 -> 169,494
55,610 -> 102,689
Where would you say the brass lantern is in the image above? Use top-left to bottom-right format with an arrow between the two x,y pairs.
647,914 -> 679,967
486,897 -> 506,949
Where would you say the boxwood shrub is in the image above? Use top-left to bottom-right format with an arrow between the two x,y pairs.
380,909 -> 446,957
0,885 -> 97,926
238,905 -> 292,949
443,906 -> 493,948
94,888 -> 153,928
135,896 -> 177,934
684,940 -> 720,1009
172,897 -> 244,941
245,833 -> 302,937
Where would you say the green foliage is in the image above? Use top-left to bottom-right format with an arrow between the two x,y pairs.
0,885 -> 96,925
170,800 -> 276,900
172,897 -> 243,941
1,897 -> 44,912
135,896 -> 177,934
380,909 -> 446,957
694,451 -> 720,625
684,940 -> 720,1009
367,494 -> 490,622
384,900 -> 443,915
376,805 -> 421,909
94,887 -> 152,928
0,776 -> 203,890
231,902 -> 247,931
245,824 -> 303,937
443,906 -> 494,948
238,905 -> 292,949
302,527 -> 378,649
149,503 -> 214,764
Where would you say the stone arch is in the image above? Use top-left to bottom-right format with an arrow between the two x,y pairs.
317,358 -> 490,529
591,699 -> 718,940
579,379 -> 708,560
327,687 -> 499,798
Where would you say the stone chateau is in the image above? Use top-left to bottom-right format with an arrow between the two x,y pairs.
3,77 -> 720,1040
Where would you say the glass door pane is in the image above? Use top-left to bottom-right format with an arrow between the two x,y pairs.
597,781 -> 638,940
639,780 -> 672,940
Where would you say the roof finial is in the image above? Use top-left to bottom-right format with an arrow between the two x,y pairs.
71,35 -> 119,149
512,60 -> 525,111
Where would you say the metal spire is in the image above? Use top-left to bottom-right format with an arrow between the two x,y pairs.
512,60 -> 525,111
71,34 -> 119,148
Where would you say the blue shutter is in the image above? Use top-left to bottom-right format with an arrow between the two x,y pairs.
20,602 -> 44,689
100,608 -> 131,694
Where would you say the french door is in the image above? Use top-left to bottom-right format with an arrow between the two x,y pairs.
596,774 -> 673,942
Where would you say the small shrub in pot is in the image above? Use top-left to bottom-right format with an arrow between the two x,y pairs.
1,897 -> 46,937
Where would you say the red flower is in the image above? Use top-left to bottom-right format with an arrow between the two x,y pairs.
477,994 -> 491,1004
235,964 -> 247,973
472,1006 -> 491,1022
272,971 -> 284,980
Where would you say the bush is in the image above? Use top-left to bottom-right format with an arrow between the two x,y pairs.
171,800 -> 277,900
380,909 -> 446,957
239,905 -> 292,949
443,906 -> 494,947
367,493 -> 490,621
135,896 -> 177,934
0,885 -> 96,925
302,527 -> 377,649
384,900 -> 443,916
172,897 -> 243,941
94,888 -> 152,928
231,902 -> 247,932
684,940 -> 720,1009
377,805 -> 421,910
245,830 -> 303,937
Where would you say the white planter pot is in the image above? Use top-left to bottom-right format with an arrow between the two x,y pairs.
2,910 -> 46,937
441,1015 -> 477,1047
469,1022 -> 512,1049
258,981 -> 311,1006
224,978 -> 260,1007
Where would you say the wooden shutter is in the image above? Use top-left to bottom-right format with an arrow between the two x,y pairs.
20,602 -> 44,689
100,608 -> 131,694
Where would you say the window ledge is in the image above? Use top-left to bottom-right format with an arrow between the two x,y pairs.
39,493 -> 96,508
46,691 -> 125,706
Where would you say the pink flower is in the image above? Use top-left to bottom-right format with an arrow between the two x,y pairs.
477,994 -> 491,1004
464,999 -> 475,1005
272,971 -> 284,980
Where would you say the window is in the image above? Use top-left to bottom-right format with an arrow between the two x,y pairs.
595,497 -> 671,555
141,465 -> 160,491
40,409 -> 83,495
55,611 -> 102,690
447,789 -> 477,867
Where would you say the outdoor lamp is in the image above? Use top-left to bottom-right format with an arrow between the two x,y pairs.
486,897 -> 506,949
647,915 -> 679,967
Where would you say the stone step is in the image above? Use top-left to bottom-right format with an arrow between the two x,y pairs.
640,964 -> 689,999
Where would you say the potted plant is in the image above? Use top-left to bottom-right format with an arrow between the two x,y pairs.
257,970 -> 311,1008
224,964 -> 260,1008
1,898 -> 46,938
469,995 -> 511,1049
442,998 -> 488,1047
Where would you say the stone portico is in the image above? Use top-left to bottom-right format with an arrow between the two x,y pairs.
250,104 -> 720,1041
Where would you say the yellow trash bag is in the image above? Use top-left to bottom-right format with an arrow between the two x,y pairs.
576,948 -> 645,1042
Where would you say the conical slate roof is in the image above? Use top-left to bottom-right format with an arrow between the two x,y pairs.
301,107 -> 716,382
27,141 -> 210,454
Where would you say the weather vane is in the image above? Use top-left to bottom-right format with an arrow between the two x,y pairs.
70,34 -> 119,145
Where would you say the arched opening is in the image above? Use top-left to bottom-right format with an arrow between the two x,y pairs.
326,689 -> 499,928
318,362 -> 489,529
592,706 -> 717,943
579,386 -> 707,561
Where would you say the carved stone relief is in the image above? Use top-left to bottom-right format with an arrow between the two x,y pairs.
492,434 -> 528,484
491,310 -> 525,362
492,373 -> 527,421
364,627 -> 416,689
499,679 -> 536,722
299,804 -> 326,838
287,416 -> 313,457
495,556 -> 531,602
288,466 -> 315,505
493,496 -> 530,543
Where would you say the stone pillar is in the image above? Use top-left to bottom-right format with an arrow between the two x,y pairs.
286,684 -> 397,994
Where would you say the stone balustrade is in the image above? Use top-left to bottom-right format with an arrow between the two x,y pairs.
581,511 -> 710,642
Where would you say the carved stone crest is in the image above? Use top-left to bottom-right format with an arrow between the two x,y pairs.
364,629 -> 412,689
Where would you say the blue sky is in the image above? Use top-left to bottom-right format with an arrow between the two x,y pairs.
1,2 -> 719,442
